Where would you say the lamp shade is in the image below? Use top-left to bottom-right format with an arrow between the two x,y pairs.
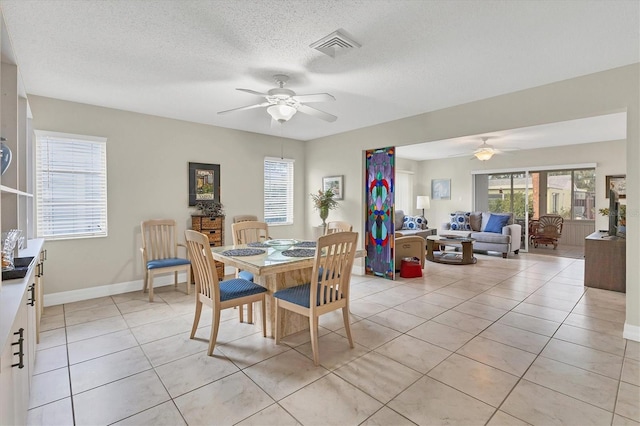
474,148 -> 495,161
416,195 -> 430,210
267,104 -> 297,122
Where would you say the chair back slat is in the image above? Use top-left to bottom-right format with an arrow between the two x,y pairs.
312,232 -> 358,308
233,215 -> 259,223
141,219 -> 179,261
324,221 -> 353,235
185,230 -> 220,302
232,221 -> 270,245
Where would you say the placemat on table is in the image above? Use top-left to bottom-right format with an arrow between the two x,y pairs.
294,241 -> 316,248
281,248 -> 316,258
247,242 -> 269,248
221,248 -> 265,256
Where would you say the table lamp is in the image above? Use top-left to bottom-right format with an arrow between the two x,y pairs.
416,195 -> 430,217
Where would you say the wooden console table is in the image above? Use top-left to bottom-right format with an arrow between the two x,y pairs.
584,231 -> 625,292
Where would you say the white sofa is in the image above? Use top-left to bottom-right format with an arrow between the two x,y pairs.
441,211 -> 521,258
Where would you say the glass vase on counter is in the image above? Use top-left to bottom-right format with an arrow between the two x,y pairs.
2,229 -> 22,271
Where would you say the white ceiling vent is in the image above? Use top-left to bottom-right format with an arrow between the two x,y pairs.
310,29 -> 361,58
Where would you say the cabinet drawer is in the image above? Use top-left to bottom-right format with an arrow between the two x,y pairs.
207,232 -> 222,244
201,217 -> 223,230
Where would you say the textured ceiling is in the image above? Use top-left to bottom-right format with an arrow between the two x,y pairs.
0,0 -> 638,142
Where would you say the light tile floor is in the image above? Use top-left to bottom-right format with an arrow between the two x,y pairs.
28,252 -> 639,426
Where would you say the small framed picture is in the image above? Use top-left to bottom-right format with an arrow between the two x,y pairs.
606,175 -> 626,199
431,179 -> 451,200
323,175 -> 344,200
188,162 -> 220,206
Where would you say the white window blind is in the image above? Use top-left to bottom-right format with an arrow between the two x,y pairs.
395,170 -> 414,213
264,157 -> 294,226
35,131 -> 108,240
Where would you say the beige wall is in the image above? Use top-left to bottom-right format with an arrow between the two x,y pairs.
30,96 -> 306,295
305,64 -> 639,337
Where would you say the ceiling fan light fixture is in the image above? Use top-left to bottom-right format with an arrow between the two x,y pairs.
474,148 -> 495,161
267,104 -> 297,123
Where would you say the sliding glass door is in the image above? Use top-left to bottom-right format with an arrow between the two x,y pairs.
474,166 -> 595,252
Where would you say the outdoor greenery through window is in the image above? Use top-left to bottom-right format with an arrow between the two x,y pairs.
486,168 -> 596,220
264,157 -> 294,225
35,131 -> 108,240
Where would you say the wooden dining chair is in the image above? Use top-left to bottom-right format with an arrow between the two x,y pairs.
232,214 -> 259,223
140,219 -> 191,302
184,230 -> 267,356
324,220 -> 353,235
231,220 -> 270,321
273,231 -> 358,366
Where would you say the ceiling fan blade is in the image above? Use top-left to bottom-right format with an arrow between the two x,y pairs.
217,102 -> 270,115
297,104 -> 337,122
292,93 -> 335,103
236,88 -> 269,97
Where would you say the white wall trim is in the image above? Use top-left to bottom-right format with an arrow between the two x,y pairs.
623,322 -> 640,342
44,273 -> 188,306
471,162 -> 597,175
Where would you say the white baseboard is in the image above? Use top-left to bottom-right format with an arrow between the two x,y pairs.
623,322 -> 640,342
44,273 -> 188,307
44,266 -> 367,307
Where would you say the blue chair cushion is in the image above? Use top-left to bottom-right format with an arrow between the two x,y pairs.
219,278 -> 266,302
238,270 -> 254,282
273,283 -> 340,308
147,258 -> 190,270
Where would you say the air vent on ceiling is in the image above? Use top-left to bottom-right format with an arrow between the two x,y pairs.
310,29 -> 361,58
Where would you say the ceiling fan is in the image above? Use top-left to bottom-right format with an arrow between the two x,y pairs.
217,74 -> 337,124
469,137 -> 520,161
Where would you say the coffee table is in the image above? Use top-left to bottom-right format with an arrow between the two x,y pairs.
426,235 -> 477,265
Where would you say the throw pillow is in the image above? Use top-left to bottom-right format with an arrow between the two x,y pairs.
449,211 -> 471,231
469,212 -> 482,231
484,213 -> 511,233
395,210 -> 405,231
480,211 -> 492,231
402,215 -> 427,230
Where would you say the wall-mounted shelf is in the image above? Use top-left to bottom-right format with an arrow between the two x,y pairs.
1,185 -> 33,197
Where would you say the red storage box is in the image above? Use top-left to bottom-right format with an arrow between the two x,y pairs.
400,257 -> 423,278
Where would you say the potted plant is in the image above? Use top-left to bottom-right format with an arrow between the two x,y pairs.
311,188 -> 338,227
194,200 -> 224,218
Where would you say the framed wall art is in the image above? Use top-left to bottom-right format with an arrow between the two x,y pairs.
606,175 -> 626,199
188,162 -> 220,206
431,179 -> 451,200
323,175 -> 344,200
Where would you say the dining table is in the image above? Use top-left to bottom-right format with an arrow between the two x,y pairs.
210,240 -> 364,338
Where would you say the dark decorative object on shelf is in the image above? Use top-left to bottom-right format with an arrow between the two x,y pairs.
194,200 -> 224,218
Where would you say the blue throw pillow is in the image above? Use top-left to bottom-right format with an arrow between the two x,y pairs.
449,212 -> 471,231
484,214 -> 511,233
402,215 -> 427,230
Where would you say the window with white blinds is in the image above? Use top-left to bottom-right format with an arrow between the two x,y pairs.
395,170 -> 414,213
264,157 -> 294,226
35,131 -> 108,240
